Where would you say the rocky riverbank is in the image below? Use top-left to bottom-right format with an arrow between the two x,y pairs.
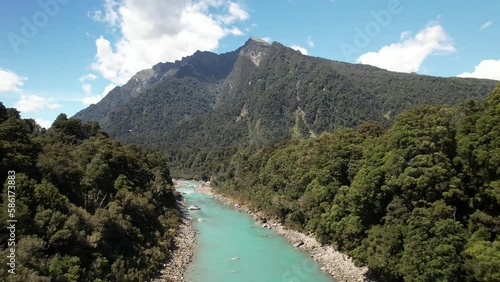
196,181 -> 374,282
152,185 -> 197,282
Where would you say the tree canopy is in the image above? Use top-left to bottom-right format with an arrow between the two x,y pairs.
213,84 -> 500,281
0,107 -> 179,282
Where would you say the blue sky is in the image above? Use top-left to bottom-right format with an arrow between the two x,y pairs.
1,0 -> 499,128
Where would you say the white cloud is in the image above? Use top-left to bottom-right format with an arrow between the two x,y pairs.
89,0 -> 120,26
290,45 -> 308,55
80,72 -> 108,103
261,37 -> 272,43
15,95 -> 61,113
457,59 -> 500,81
400,31 -> 411,40
0,68 -> 27,93
82,83 -> 117,106
227,26 -> 244,36
480,21 -> 492,30
356,24 -> 455,73
91,0 -> 250,85
35,118 -> 53,129
220,2 -> 249,24
307,36 -> 314,47
79,73 -> 98,82
82,95 -> 101,106
82,83 -> 93,95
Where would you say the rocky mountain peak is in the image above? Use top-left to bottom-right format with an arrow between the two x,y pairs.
240,37 -> 271,66
247,37 -> 271,46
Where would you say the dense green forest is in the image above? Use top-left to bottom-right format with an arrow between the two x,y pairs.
0,104 -> 179,282
213,84 -> 500,281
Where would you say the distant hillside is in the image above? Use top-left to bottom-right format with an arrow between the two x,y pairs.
74,37 -> 497,176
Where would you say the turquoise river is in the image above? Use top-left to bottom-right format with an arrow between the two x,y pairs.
177,180 -> 335,282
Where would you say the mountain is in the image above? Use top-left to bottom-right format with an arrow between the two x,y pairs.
74,40 -> 246,129
74,37 -> 497,175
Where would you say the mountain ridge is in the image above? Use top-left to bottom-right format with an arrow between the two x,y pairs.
74,37 -> 497,170
74,37 -> 270,127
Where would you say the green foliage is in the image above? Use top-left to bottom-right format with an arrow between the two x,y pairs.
0,105 -> 179,282
399,201 -> 466,282
0,109 -> 41,184
213,85 -> 500,281
463,239 -> 500,281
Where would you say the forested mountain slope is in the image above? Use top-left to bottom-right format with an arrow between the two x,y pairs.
213,85 -> 500,282
74,44 -> 242,130
0,104 -> 179,281
74,38 -> 496,178
74,37 -> 267,142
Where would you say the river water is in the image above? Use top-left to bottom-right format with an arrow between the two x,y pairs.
177,180 -> 335,282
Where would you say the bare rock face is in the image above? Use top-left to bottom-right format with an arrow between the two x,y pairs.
240,37 -> 271,66
293,239 -> 304,248
255,216 -> 267,224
